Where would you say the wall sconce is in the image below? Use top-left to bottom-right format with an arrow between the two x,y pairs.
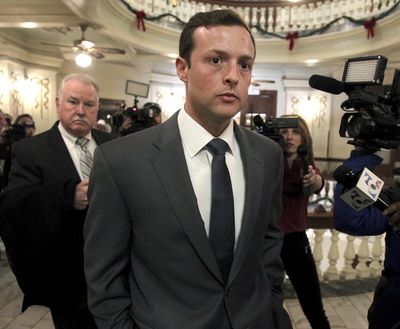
10,71 -> 49,118
290,94 -> 327,128
75,52 -> 92,67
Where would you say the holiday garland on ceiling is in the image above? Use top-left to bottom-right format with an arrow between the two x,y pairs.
121,0 -> 400,50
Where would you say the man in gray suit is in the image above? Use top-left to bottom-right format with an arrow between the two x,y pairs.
84,9 -> 292,329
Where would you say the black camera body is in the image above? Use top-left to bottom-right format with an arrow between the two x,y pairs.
3,123 -> 31,143
253,115 -> 299,148
113,101 -> 160,135
309,55 -> 400,151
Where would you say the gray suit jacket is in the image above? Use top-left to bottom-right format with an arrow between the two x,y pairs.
84,111 -> 291,329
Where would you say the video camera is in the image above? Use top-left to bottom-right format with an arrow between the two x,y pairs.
253,114 -> 299,148
3,121 -> 35,143
113,97 -> 161,135
309,55 -> 400,151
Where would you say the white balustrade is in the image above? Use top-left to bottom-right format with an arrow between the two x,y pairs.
308,228 -> 386,283
123,0 -> 396,34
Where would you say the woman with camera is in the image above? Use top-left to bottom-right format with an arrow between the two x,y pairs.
278,115 -> 331,329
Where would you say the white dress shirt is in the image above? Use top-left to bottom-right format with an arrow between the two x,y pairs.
58,123 -> 96,180
177,109 -> 245,248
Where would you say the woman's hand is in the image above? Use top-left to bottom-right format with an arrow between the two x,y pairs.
303,166 -> 323,195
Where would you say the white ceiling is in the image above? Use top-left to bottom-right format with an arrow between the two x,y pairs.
0,0 -> 399,85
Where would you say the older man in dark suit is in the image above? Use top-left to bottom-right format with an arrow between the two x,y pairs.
84,9 -> 292,329
0,73 -> 112,329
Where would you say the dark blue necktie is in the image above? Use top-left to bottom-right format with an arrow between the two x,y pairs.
207,138 -> 235,283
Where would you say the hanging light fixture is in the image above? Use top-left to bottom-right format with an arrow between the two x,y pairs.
75,52 -> 92,67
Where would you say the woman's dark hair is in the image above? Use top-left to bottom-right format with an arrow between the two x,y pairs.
14,113 -> 33,125
179,9 -> 255,68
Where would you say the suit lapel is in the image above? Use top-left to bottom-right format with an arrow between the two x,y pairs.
150,113 -> 222,283
229,125 -> 265,283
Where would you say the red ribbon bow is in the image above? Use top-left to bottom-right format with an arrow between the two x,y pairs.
364,17 -> 376,39
286,32 -> 298,51
136,10 -> 146,31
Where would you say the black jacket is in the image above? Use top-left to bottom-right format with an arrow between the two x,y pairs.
0,122 -> 112,311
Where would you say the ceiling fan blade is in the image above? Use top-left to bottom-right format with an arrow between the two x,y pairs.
41,41 -> 72,48
93,47 -> 126,54
89,50 -> 104,60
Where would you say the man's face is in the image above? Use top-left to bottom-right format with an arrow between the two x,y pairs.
176,25 -> 254,135
56,79 -> 99,137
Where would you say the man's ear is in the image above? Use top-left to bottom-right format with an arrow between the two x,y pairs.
176,56 -> 188,83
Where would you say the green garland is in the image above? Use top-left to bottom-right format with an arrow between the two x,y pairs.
120,0 -> 399,40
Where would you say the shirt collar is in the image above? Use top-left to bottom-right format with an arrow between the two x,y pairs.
177,109 -> 236,158
58,122 -> 92,144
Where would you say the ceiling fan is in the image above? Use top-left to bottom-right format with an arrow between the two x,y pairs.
41,23 -> 126,60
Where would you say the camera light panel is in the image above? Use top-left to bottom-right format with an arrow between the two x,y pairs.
342,56 -> 387,85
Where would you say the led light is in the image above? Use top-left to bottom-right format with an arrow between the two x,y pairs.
305,59 -> 319,64
21,22 -> 38,28
75,53 -> 92,67
342,55 -> 387,85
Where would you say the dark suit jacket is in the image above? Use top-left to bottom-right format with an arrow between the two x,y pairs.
84,111 -> 292,329
0,122 -> 112,311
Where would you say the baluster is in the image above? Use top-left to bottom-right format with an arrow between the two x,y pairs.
308,2 -> 316,29
323,229 -> 340,280
297,4 -> 306,30
143,0 -> 151,14
274,7 -> 281,31
159,1 -> 168,26
373,0 -> 382,13
312,229 -> 325,279
340,235 -> 357,280
369,235 -> 384,277
356,236 -> 371,278
170,4 -> 177,24
291,5 -> 299,29
319,1 -> 328,27
282,7 -> 290,32
243,7 -> 251,27
237,7 -> 245,22
259,7 -> 266,31
251,7 -> 258,33
355,0 -> 366,18
182,0 -> 191,22
347,0 -> 356,16
268,7 -> 276,32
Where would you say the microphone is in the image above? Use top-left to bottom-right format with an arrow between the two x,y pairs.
309,74 -> 345,95
297,144 -> 309,175
333,165 -> 389,211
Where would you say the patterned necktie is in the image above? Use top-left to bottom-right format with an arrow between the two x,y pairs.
207,138 -> 235,283
76,137 -> 93,179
